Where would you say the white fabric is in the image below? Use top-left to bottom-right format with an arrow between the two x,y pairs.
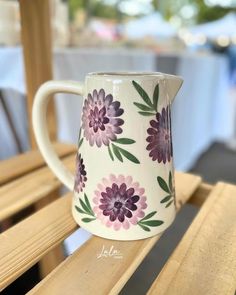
0,47 -> 26,159
170,52 -> 232,169
124,12 -> 176,39
0,47 -> 25,94
0,89 -> 28,158
190,13 -> 236,38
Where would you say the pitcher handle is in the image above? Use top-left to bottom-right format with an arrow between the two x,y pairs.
32,81 -> 84,191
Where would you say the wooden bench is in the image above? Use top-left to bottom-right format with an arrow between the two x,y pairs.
0,145 -> 235,294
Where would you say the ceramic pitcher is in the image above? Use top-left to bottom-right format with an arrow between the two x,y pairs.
33,72 -> 183,240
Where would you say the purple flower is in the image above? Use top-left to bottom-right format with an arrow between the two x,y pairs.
82,89 -> 124,147
74,153 -> 87,193
93,175 -> 147,231
146,106 -> 173,164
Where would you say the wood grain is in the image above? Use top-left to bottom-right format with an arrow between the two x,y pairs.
188,182 -> 213,207
19,0 -> 66,277
0,143 -> 76,185
27,173 -> 201,295
32,190 -> 68,278
0,192 -> 77,291
147,182 -> 236,295
0,155 -> 75,222
0,143 -> 76,269
19,0 -> 55,147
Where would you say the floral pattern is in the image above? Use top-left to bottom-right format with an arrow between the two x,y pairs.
132,80 -> 173,164
146,106 -> 172,164
72,81 -> 176,234
74,153 -> 87,193
132,80 -> 159,116
137,211 -> 164,231
108,138 -> 140,164
82,89 -> 124,147
157,171 -> 176,208
75,193 -> 96,223
74,174 -> 164,231
93,174 -> 147,230
80,88 -> 140,164
92,174 -> 164,231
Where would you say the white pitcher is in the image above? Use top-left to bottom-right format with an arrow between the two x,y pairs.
33,72 -> 183,240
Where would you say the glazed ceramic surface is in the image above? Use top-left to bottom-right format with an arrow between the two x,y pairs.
33,72 -> 183,240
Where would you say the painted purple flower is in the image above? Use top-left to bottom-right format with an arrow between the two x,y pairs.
93,175 -> 147,231
74,153 -> 87,193
82,89 -> 124,147
146,106 -> 173,164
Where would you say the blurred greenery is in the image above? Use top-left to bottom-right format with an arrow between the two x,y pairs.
68,0 -> 125,20
68,0 -> 85,20
68,0 -> 236,24
194,1 -> 235,23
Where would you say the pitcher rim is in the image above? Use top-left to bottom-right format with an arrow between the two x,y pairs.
86,71 -> 183,82
89,71 -> 172,77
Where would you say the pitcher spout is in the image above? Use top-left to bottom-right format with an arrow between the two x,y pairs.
164,74 -> 183,104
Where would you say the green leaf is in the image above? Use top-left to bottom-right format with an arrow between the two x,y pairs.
115,138 -> 135,145
108,145 -> 114,161
84,193 -> 94,216
139,211 -> 157,222
133,102 -> 154,112
153,84 -> 159,111
157,176 -> 170,193
138,111 -> 156,116
165,200 -> 174,208
78,138 -> 83,148
82,217 -> 96,223
118,147 -> 140,164
169,171 -> 173,192
75,205 -> 86,214
79,198 -> 91,215
138,223 -> 151,231
112,144 -> 123,162
140,220 -> 164,227
132,80 -> 153,108
160,195 -> 172,203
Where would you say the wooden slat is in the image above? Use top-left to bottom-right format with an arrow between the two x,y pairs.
148,182 -> 236,295
19,0 -> 55,147
0,155 -> 75,222
36,194 -> 65,276
27,172 -> 201,295
0,193 -> 77,291
188,182 -> 213,207
19,0 -> 61,276
0,143 -> 76,185
174,172 -> 201,210
32,190 -> 67,277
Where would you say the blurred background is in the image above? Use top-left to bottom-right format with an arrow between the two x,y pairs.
1,0 -> 236,294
